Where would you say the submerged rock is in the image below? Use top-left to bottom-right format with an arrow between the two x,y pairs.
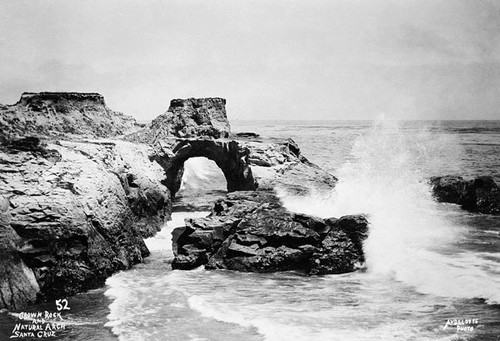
172,191 -> 369,275
430,175 -> 500,214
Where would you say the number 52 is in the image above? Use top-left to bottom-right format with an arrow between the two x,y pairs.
56,299 -> 70,311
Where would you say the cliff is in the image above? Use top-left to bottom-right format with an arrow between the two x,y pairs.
0,92 -> 141,142
0,137 -> 170,309
0,93 -> 171,309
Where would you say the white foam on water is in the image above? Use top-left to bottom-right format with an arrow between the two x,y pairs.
104,211 -> 209,340
187,294 -> 462,341
280,119 -> 500,304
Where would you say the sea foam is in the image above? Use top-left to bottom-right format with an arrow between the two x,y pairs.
279,119 -> 500,304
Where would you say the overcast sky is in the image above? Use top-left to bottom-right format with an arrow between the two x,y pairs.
1,0 -> 499,121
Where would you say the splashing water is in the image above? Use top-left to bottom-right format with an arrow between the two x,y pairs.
280,119 -> 500,303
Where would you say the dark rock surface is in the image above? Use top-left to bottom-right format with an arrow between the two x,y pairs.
151,138 -> 257,196
430,175 -> 500,214
235,132 -> 260,138
172,191 -> 369,275
0,92 -> 141,142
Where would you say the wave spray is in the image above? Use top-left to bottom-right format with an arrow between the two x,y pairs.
280,119 -> 500,303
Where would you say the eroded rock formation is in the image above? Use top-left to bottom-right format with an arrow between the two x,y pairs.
0,92 -> 343,310
0,92 -> 141,142
0,93 -> 173,309
430,175 -> 500,214
0,137 -> 170,308
151,138 -> 257,195
128,97 -> 230,143
172,191 -> 369,275
131,97 -> 337,197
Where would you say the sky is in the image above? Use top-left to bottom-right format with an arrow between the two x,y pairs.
1,0 -> 499,121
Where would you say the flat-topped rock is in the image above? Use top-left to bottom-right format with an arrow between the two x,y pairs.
126,97 -> 231,142
17,92 -> 107,106
0,92 -> 141,142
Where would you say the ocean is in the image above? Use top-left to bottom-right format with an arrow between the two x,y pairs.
1,120 -> 499,341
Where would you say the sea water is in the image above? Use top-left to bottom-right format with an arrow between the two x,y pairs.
1,120 -> 499,341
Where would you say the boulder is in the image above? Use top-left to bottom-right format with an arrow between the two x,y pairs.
172,191 -> 369,275
430,175 -> 500,214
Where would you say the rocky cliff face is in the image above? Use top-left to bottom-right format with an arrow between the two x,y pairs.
0,137 -> 170,308
0,92 -> 141,142
128,97 -> 230,143
0,92 -> 172,310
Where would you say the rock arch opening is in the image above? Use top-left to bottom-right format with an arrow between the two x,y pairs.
178,157 -> 227,195
152,139 -> 258,198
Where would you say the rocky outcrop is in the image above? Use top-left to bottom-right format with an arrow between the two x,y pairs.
172,191 -> 368,275
0,136 -> 170,309
148,135 -> 337,197
0,92 -> 342,310
127,98 -> 230,143
430,175 -> 500,214
131,97 -> 337,197
243,138 -> 338,195
0,92 -> 141,142
151,138 -> 257,195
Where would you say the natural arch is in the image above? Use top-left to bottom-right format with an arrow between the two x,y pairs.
151,139 -> 258,197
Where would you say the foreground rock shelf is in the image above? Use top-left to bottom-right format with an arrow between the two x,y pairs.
172,191 -> 369,275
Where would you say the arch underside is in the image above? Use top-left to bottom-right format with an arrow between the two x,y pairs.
155,139 -> 258,197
